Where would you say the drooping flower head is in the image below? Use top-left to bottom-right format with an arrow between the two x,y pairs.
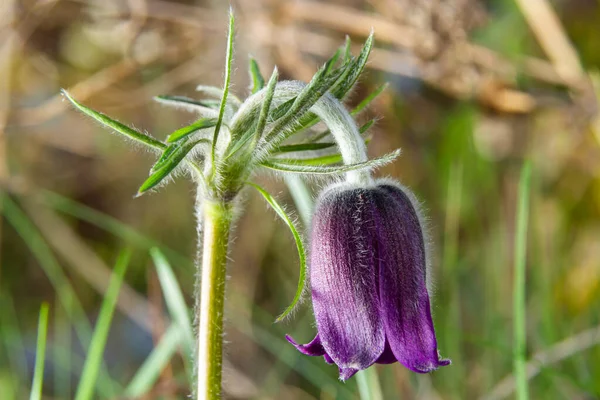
286,180 -> 450,380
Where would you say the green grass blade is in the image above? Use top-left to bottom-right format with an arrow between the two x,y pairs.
124,324 -> 183,397
61,90 -> 165,151
74,249 -> 131,400
0,293 -> 28,380
54,293 -> 72,399
29,303 -> 49,400
249,57 -> 265,94
514,161 -> 532,400
247,183 -> 307,322
2,196 -> 119,397
210,9 -> 235,167
263,149 -> 400,174
150,248 -> 194,350
166,118 -> 217,143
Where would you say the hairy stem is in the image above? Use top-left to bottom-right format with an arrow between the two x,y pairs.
196,199 -> 233,399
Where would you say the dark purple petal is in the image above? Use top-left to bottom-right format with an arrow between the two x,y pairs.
339,367 -> 359,381
375,340 -> 397,365
376,183 -> 449,373
285,334 -> 326,357
310,186 -> 385,372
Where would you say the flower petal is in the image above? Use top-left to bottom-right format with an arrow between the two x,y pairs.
375,184 -> 450,373
375,340 -> 397,365
310,186 -> 385,371
285,334 -> 326,357
339,367 -> 359,381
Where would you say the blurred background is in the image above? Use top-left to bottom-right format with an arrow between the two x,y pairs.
1,0 -> 600,399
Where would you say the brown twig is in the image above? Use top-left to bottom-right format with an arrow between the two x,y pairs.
284,0 -> 439,58
514,0 -> 584,87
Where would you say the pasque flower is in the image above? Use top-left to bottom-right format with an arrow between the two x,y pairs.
63,14 -> 440,395
286,180 -> 450,380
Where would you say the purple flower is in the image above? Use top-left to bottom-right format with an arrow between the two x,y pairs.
286,180 -> 450,380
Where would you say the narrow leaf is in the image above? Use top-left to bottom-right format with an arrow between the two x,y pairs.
247,183 -> 306,322
324,47 -> 343,74
275,142 -> 336,153
359,119 -> 375,135
262,149 -> 400,174
226,67 -> 279,159
137,140 -> 202,195
151,142 -> 182,173
75,250 -> 131,400
276,153 -> 343,166
196,85 -> 242,107
210,9 -> 235,167
331,31 -> 374,99
273,135 -> 372,166
305,118 -> 375,144
249,57 -> 265,94
280,33 -> 361,138
265,60 -> 346,143
268,98 -> 295,123
343,35 -> 352,63
249,67 -> 278,149
166,117 -> 217,143
351,82 -> 389,116
154,95 -> 220,112
30,303 -> 49,400
268,48 -> 348,132
62,90 -> 165,151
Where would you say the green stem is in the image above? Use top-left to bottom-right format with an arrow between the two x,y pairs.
196,199 -> 233,399
356,368 -> 384,400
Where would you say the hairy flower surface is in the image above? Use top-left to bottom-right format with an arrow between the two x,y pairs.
286,180 -> 450,380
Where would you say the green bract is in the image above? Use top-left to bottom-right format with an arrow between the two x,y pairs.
62,11 -> 395,320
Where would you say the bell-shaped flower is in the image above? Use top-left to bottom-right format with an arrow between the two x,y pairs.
286,180 -> 450,380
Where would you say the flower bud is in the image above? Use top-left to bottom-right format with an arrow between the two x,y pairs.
286,180 -> 450,380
